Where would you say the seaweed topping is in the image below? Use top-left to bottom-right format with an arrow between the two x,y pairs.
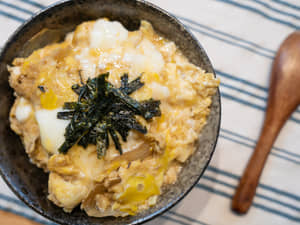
57,73 -> 161,157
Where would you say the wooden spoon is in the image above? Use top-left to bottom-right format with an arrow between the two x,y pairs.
232,31 -> 300,214
0,210 -> 41,225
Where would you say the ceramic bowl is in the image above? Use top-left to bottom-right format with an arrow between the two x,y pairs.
0,0 -> 221,224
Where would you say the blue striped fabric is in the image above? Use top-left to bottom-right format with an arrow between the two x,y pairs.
0,0 -> 300,224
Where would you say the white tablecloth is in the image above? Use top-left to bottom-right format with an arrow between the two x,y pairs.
1,0 -> 300,224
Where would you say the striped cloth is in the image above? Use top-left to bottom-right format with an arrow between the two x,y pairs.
1,0 -> 300,224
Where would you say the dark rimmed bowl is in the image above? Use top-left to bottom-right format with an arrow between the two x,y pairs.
0,0 -> 221,224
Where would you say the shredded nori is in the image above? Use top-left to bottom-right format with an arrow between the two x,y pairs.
37,85 -> 46,93
57,73 -> 161,157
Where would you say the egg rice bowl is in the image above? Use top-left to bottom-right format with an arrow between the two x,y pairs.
8,18 -> 219,217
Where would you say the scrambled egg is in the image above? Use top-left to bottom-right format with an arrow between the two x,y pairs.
8,18 -> 219,217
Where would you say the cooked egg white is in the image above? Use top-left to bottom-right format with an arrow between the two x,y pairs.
148,82 -> 170,99
15,97 -> 32,122
35,108 -> 69,154
90,19 -> 128,49
123,39 -> 164,74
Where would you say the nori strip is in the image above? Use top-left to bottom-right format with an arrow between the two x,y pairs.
57,73 -> 161,157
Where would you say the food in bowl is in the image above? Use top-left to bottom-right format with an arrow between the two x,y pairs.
8,18 -> 219,217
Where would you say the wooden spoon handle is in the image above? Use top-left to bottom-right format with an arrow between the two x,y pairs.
0,210 -> 41,225
231,118 -> 283,213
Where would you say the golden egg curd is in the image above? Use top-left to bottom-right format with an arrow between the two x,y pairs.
8,18 -> 219,217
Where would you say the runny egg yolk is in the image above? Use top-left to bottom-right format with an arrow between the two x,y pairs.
116,174 -> 160,214
116,129 -> 175,215
40,89 -> 58,109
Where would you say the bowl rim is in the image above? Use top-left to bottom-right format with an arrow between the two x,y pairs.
0,0 -> 221,224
